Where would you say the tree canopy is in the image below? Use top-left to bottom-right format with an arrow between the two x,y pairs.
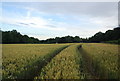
40,36 -> 82,44
2,30 -> 40,44
89,27 -> 120,42
1,27 -> 120,44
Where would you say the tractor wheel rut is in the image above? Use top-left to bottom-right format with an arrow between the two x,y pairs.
16,45 -> 70,80
78,45 -> 99,79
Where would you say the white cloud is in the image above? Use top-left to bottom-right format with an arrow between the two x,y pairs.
1,2 -> 118,39
20,2 -> 118,30
1,15 -> 66,31
89,16 -> 118,28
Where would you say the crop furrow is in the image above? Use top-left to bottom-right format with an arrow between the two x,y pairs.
17,45 -> 69,80
78,43 -> 119,79
2,44 -> 69,80
34,44 -> 81,79
78,46 -> 99,79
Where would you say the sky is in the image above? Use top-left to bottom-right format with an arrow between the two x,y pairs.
0,2 -> 118,40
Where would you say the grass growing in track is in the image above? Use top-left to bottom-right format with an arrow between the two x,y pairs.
2,44 -> 69,79
34,44 -> 82,79
82,43 -> 119,79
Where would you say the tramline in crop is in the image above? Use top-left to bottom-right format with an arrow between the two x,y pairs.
34,44 -> 81,79
2,43 -> 119,79
2,44 -> 69,79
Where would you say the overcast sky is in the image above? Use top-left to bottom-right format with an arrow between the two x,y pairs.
0,2 -> 118,40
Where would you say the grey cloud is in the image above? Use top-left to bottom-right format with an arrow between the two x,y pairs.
30,23 -> 36,25
26,2 -> 118,17
3,2 -> 118,17
44,25 -> 56,28
18,22 -> 36,26
18,22 -> 29,26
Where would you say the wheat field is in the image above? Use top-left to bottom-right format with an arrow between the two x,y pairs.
2,43 -> 119,79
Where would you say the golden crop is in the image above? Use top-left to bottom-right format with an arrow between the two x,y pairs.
2,44 -> 69,79
82,43 -> 119,79
2,43 -> 119,79
34,44 -> 81,79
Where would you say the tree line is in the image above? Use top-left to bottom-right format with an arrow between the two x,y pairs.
1,30 -> 40,44
1,27 -> 120,44
88,27 -> 120,43
40,36 -> 82,44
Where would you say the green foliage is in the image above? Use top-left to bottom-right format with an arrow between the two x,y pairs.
104,39 -> 120,44
2,30 -> 40,44
41,36 -> 82,44
89,27 -> 120,43
2,27 -> 120,44
2,30 -> 82,44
